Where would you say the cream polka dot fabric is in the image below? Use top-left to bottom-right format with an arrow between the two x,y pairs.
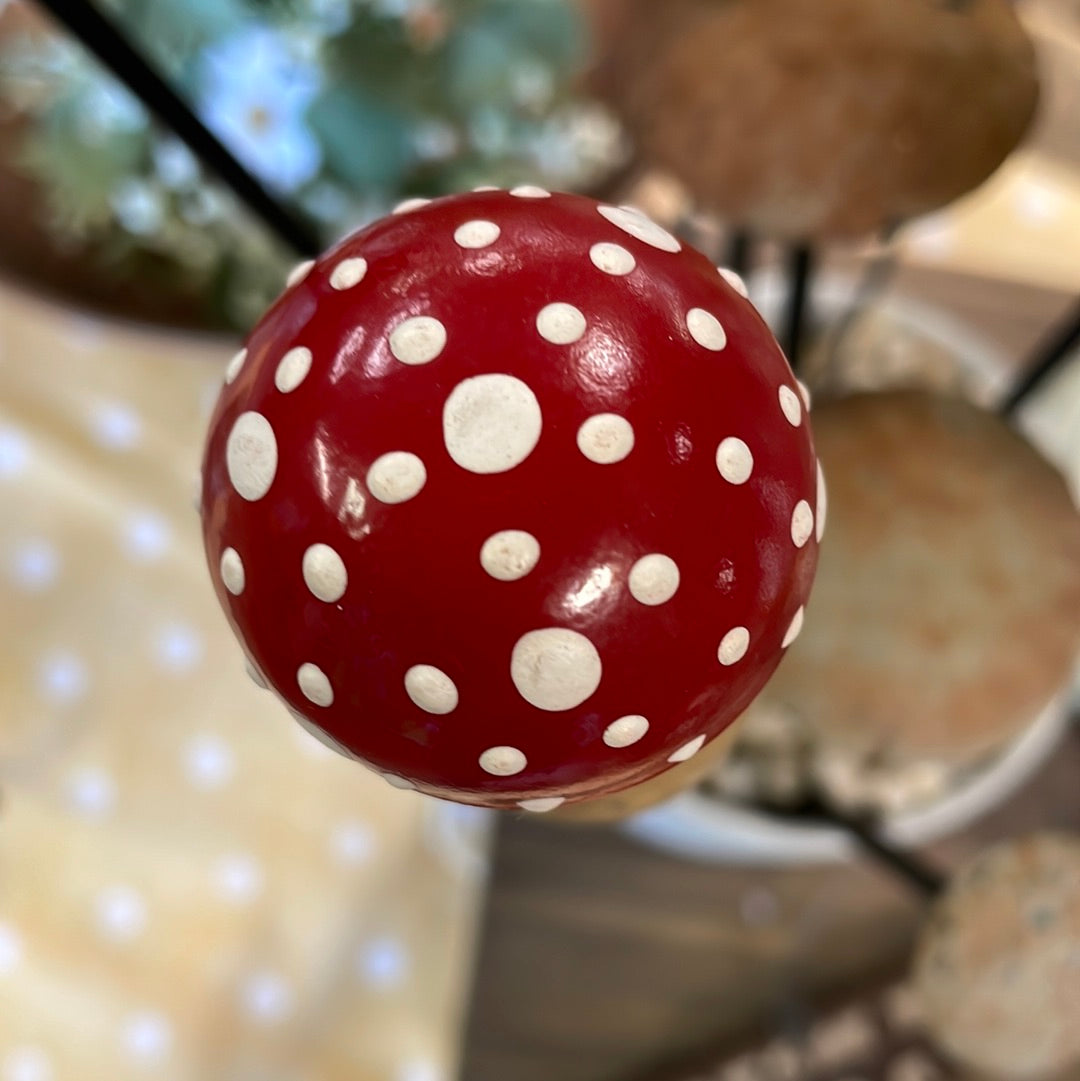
0,283 -> 490,1081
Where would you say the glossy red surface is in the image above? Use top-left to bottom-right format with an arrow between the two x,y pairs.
201,189 -> 821,810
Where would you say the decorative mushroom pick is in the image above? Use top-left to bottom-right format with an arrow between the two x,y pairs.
200,189 -> 821,812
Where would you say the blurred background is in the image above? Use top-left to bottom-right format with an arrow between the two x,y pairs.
0,2 -> 1079,1080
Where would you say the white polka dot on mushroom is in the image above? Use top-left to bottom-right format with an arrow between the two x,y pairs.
1,1046 -> 53,1081
687,308 -> 727,351
212,852 -> 265,904
94,884 -> 147,942
330,819 -> 377,866
536,302 -> 586,345
302,542 -> 347,602
577,414 -> 634,464
791,500 -> 814,548
718,626 -> 750,666
628,554 -> 680,606
479,746 -> 527,776
389,316 -> 447,365
718,267 -> 749,297
286,259 -> 314,288
0,922 -> 22,975
226,411 -> 278,501
298,662 -> 333,707
519,797 -> 566,813
366,451 -> 427,503
224,348 -> 246,384
816,460 -> 828,543
241,970 -> 295,1023
472,185 -> 498,192
330,256 -> 367,290
510,185 -> 550,198
480,530 -> 540,581
603,715 -> 649,748
779,385 -> 803,427
443,374 -> 542,475
121,1010 -> 173,1062
274,346 -> 312,393
668,734 -> 706,763
590,242 -> 636,276
782,606 -> 805,648
405,665 -> 458,715
716,437 -> 753,484
393,197 -> 430,213
510,628 -> 602,712
184,733 -> 235,789
220,547 -> 244,595
454,220 -> 500,249
598,205 -> 681,252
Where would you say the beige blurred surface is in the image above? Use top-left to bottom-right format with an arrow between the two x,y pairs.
0,282 -> 491,1081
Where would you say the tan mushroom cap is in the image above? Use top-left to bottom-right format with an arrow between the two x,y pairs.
762,390 -> 1080,768
913,833 -> 1080,1081
586,0 -> 1039,239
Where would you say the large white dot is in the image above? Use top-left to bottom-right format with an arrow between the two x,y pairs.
577,414 -> 634,464
718,267 -> 749,297
628,554 -> 680,606
302,543 -> 347,602
226,411 -> 278,501
480,530 -> 540,581
298,663 -> 333,707
519,797 -> 566,813
367,451 -> 427,503
241,970 -> 295,1023
510,185 -> 550,198
121,1010 -> 173,1062
511,628 -> 602,712
603,715 -> 649,748
716,437 -> 753,484
816,460 -> 827,543
668,734 -> 706,763
454,220 -> 500,249
212,852 -> 265,905
224,348 -> 246,384
718,627 -> 750,666
598,205 -> 681,252
404,665 -> 458,715
94,885 -> 147,942
330,257 -> 367,290
274,346 -> 312,393
479,746 -> 527,776
443,374 -> 542,475
286,259 -> 314,288
2,1047 -> 53,1081
8,539 -> 60,591
219,547 -> 244,595
184,734 -> 235,789
536,302 -> 587,345
687,308 -> 727,351
779,385 -> 803,427
590,242 -> 636,276
782,606 -> 805,647
394,197 -> 430,213
791,500 -> 814,547
66,766 -> 116,818
389,316 -> 447,365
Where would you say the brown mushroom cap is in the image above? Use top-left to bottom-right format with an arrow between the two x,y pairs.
588,0 -> 1039,239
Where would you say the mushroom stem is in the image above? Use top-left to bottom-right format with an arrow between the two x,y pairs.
782,245 -> 815,371
1001,297 -> 1080,417
36,0 -> 322,258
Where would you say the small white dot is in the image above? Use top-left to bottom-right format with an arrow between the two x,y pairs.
716,437 -> 753,484
89,401 -> 142,450
510,185 -> 550,198
603,715 -> 649,748
443,374 -> 543,475
245,661 -> 267,689
394,197 -> 431,213
36,650 -> 88,704
356,936 -> 408,989
241,971 -> 295,1023
1,1047 -> 53,1081
598,204 -> 681,252
220,547 -> 245,595
687,308 -> 727,351
797,379 -> 812,411
480,530 -> 541,581
536,302 -> 587,345
628,553 -> 680,606
0,426 -> 29,479
382,773 -> 416,791
454,220 -> 500,249
816,461 -> 827,543
302,543 -> 347,602
718,267 -> 749,297
224,348 -> 246,384
9,539 -> 60,591
0,922 -> 23,975
791,500 -> 814,547
274,346 -> 313,393
718,627 -> 750,666
405,665 -> 459,715
94,885 -> 147,942
472,185 -> 498,192
152,622 -> 205,672
226,411 -> 278,501
122,509 -> 172,561
590,242 -> 636,276
286,259 -> 314,288
511,628 -> 603,712
668,734 -> 706,763
389,316 -> 447,366
577,414 -> 634,464
518,797 -> 566,813
184,734 -> 235,789
782,606 -> 805,648
778,385 -> 802,427
331,820 -> 376,866
367,451 -> 427,504
121,1010 -> 173,1062
212,852 -> 264,904
65,766 -> 117,818
298,662 -> 333,707
479,746 -> 527,776
330,256 -> 368,290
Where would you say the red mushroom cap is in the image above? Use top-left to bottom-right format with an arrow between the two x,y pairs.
200,188 -> 821,811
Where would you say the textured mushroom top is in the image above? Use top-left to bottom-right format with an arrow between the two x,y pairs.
913,833 -> 1080,1081
587,0 -> 1038,239
200,188 -> 820,811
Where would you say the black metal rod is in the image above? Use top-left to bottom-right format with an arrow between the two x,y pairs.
783,245 -> 814,371
1001,297 -> 1080,416
725,229 -> 752,277
34,0 -> 322,256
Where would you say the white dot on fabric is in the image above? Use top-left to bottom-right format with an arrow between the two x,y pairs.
454,220 -> 500,249
510,185 -> 550,198
577,414 -> 634,464
298,662 -> 333,707
393,197 -> 431,213
302,543 -> 347,602
122,509 -> 172,562
0,922 -> 23,975
668,734 -> 706,763
330,820 -> 376,866
286,259 -> 314,288
443,374 -> 542,475
36,650 -> 88,704
778,385 -> 803,427
479,746 -> 527,776
219,547 -> 244,595
66,766 -> 117,818
536,302 -> 587,345
94,885 -> 147,942
797,379 -> 812,411
716,437 -> 753,484
212,852 -> 264,905
184,734 -> 235,789
121,1011 -> 173,1062
1,1046 -> 53,1081
0,426 -> 29,480
356,936 -> 409,989
9,539 -> 60,591
518,797 -> 566,813
687,308 -> 727,351
718,267 -> 749,298
89,400 -> 142,450
152,623 -> 205,672
603,715 -> 649,749
598,204 -> 681,252
405,665 -> 459,715
226,411 -> 278,501
816,460 -> 827,543
590,242 -> 636,276
510,628 -> 602,712
224,348 -> 246,385
782,606 -> 805,648
397,1059 -> 446,1081
330,256 -> 368,290
274,346 -> 313,393
241,971 -> 295,1023
480,530 -> 540,581
718,627 -> 751,666
366,451 -> 427,504
628,554 -> 680,606
389,316 -> 447,365
791,500 -> 814,548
